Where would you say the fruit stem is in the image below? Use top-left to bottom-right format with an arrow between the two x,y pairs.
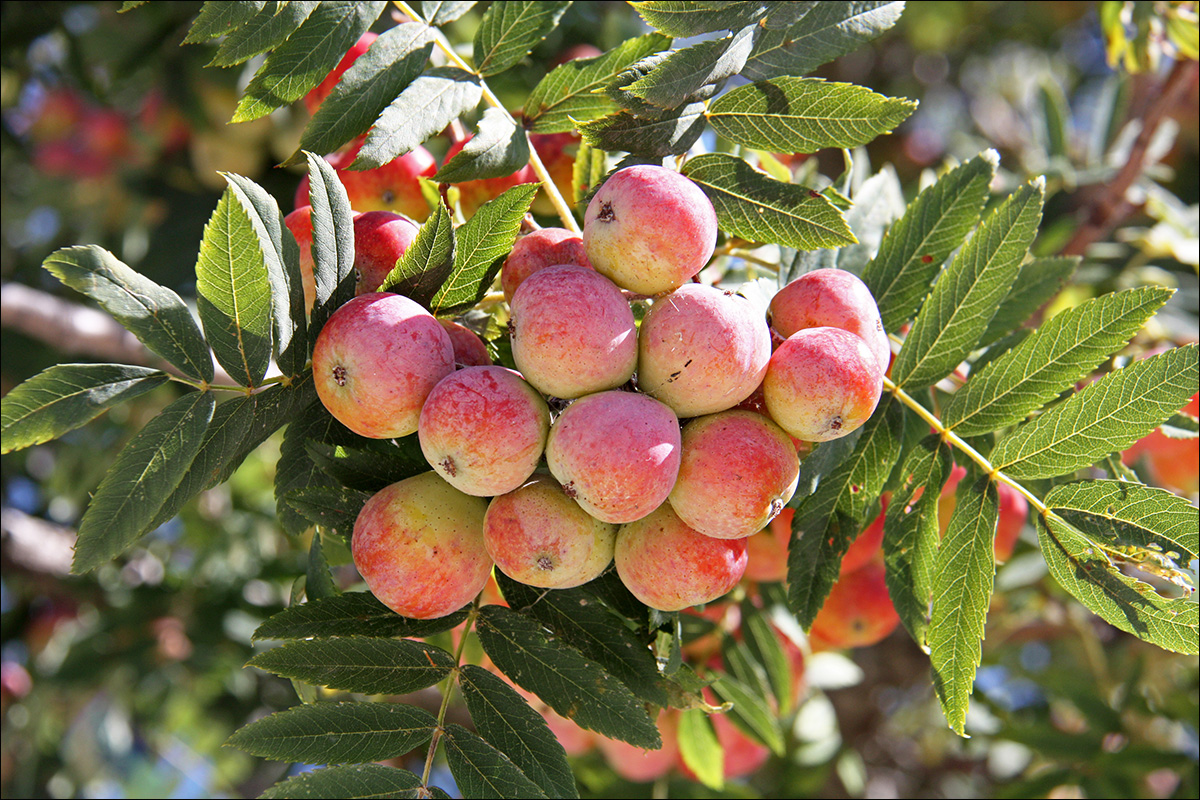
420,600 -> 480,788
883,376 -> 1049,516
396,1 -> 582,234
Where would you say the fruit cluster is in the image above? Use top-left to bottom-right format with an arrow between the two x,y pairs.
306,162 -> 891,620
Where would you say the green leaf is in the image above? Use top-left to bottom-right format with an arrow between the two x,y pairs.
882,435 -> 952,647
435,107 -> 531,183
72,390 -> 216,573
43,246 -> 213,383
233,1 -> 386,123
1,364 -> 168,454
276,401 -> 349,535
184,1 -> 266,44
458,665 -> 578,799
682,153 -> 855,250
354,67 -> 483,170
891,178 -> 1045,392
928,475 -> 998,736
630,1 -> 768,37
739,600 -> 794,714
307,438 -> 429,493
305,151 -> 357,341
473,1 -> 571,77
260,764 -> 422,799
475,605 -> 661,749
306,532 -> 339,601
580,100 -> 707,159
572,138 -> 607,206
1044,480 -> 1197,565
980,256 -> 1079,347
210,1 -> 319,68
1038,514 -> 1198,655
710,675 -> 785,755
1160,410 -> 1199,439
495,573 -> 668,706
430,184 -> 538,315
195,185 -> 274,387
710,78 -> 916,153
578,568 -> 652,627
378,203 -> 455,307
285,485 -> 372,538
525,33 -> 671,134
1038,80 -> 1069,160
788,397 -> 904,627
410,1 -> 476,25
946,287 -> 1174,437
227,701 -> 436,763
743,1 -> 906,80
443,723 -> 549,800
861,151 -> 996,333
254,592 -> 469,641
249,636 -> 455,695
677,710 -> 724,790
622,26 -> 755,110
297,23 -> 435,163
223,173 -> 309,379
992,345 -> 1199,480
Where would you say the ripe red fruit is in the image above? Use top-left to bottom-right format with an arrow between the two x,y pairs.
767,268 -> 890,373
808,561 -> 899,650
304,33 -> 378,114
294,139 -> 437,222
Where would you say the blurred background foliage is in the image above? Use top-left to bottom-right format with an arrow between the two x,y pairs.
1,2 -> 1196,798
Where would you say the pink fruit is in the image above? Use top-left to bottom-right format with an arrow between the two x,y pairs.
583,165 -> 718,296
808,561 -> 899,650
510,265 -> 637,399
353,210 -> 420,294
483,473 -> 617,588
283,205 -> 317,313
743,507 -> 793,584
668,411 -> 799,540
546,391 -> 681,524
615,504 -> 748,612
418,366 -> 550,497
763,327 -> 883,442
304,33 -> 378,114
312,293 -> 454,439
439,319 -> 492,367
596,710 -> 679,783
637,284 -> 772,417
501,227 -> 591,302
352,472 -> 492,620
768,268 -> 890,372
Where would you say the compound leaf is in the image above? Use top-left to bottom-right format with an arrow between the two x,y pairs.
284,485 -> 372,538
379,202 -> 455,307
442,724 -> 549,800
980,256 -> 1079,347
249,636 -> 454,695
184,1 -> 266,44
743,1 -> 905,80
435,106 -> 531,183
1044,480 -> 1197,564
630,1 -> 768,37
210,1 -> 318,67
474,1 -> 571,77
622,26 -> 756,109
260,764 -> 422,799
275,401 -> 349,535
227,701 -> 436,764
409,1 -> 476,25
254,592 -> 468,641
580,101 -> 708,159
305,151 -> 357,340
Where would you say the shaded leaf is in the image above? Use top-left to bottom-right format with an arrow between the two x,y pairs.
1,365 -> 168,454
249,636 -> 454,695
474,1 -> 571,77
307,437 -> 429,493
227,701 -> 436,763
73,391 -> 216,573
572,138 -> 607,206
743,1 -> 905,80
981,256 -> 1079,347
436,107 -> 531,184
740,599 -> 794,714
443,723 -> 549,799
305,151 -> 357,341
184,1 -> 265,44
682,153 -> 855,250
210,1 -> 319,68
1045,480 -> 1197,565
623,26 -> 756,109
253,592 -> 469,641
43,246 -> 213,383
355,67 -> 482,170
630,1 -> 767,37
260,764 -> 422,799
379,203 -> 455,307
285,485 -> 372,538
710,675 -> 785,755
580,101 -> 707,159
410,1 -> 476,25
306,532 -> 338,601
276,401 -> 350,535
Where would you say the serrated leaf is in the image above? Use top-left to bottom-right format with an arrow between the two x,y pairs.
682,153 -> 855,250
928,475 -> 998,736
992,345 -> 1199,480
307,438 -> 429,493
249,636 -> 454,695
306,532 -> 338,600
883,434 -> 952,647
709,78 -> 916,153
945,287 -> 1174,437
1045,480 -> 1197,564
579,100 -> 707,159
223,173 -> 309,378
305,151 -> 357,340
709,675 -> 785,755
495,573 -> 667,706
430,184 -> 538,315
354,67 -> 482,170
739,600 -> 794,714
475,605 -> 661,749
788,397 -> 904,627
630,1 -> 767,37
525,33 -> 672,134
184,1 -> 266,44
981,256 -> 1079,347
892,179 -> 1045,392
72,390 -> 216,573
677,710 -> 724,790
1038,513 -> 1198,655
578,568 -> 652,628
442,723 -> 549,800
623,26 -> 756,110
260,764 -> 422,799
297,23 -> 435,163
254,592 -> 469,641
233,1 -> 386,122
210,1 -> 319,68
378,203 -> 455,307
743,1 -> 905,80
285,485 -> 372,538
861,151 -> 996,334
458,665 -> 578,799
572,138 -> 607,207
43,246 -> 213,383
195,185 -> 274,387
1,364 -> 168,454
410,1 -> 476,25
473,1 -> 571,77
227,701 -> 436,763
276,401 -> 350,535
435,108 -> 531,185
